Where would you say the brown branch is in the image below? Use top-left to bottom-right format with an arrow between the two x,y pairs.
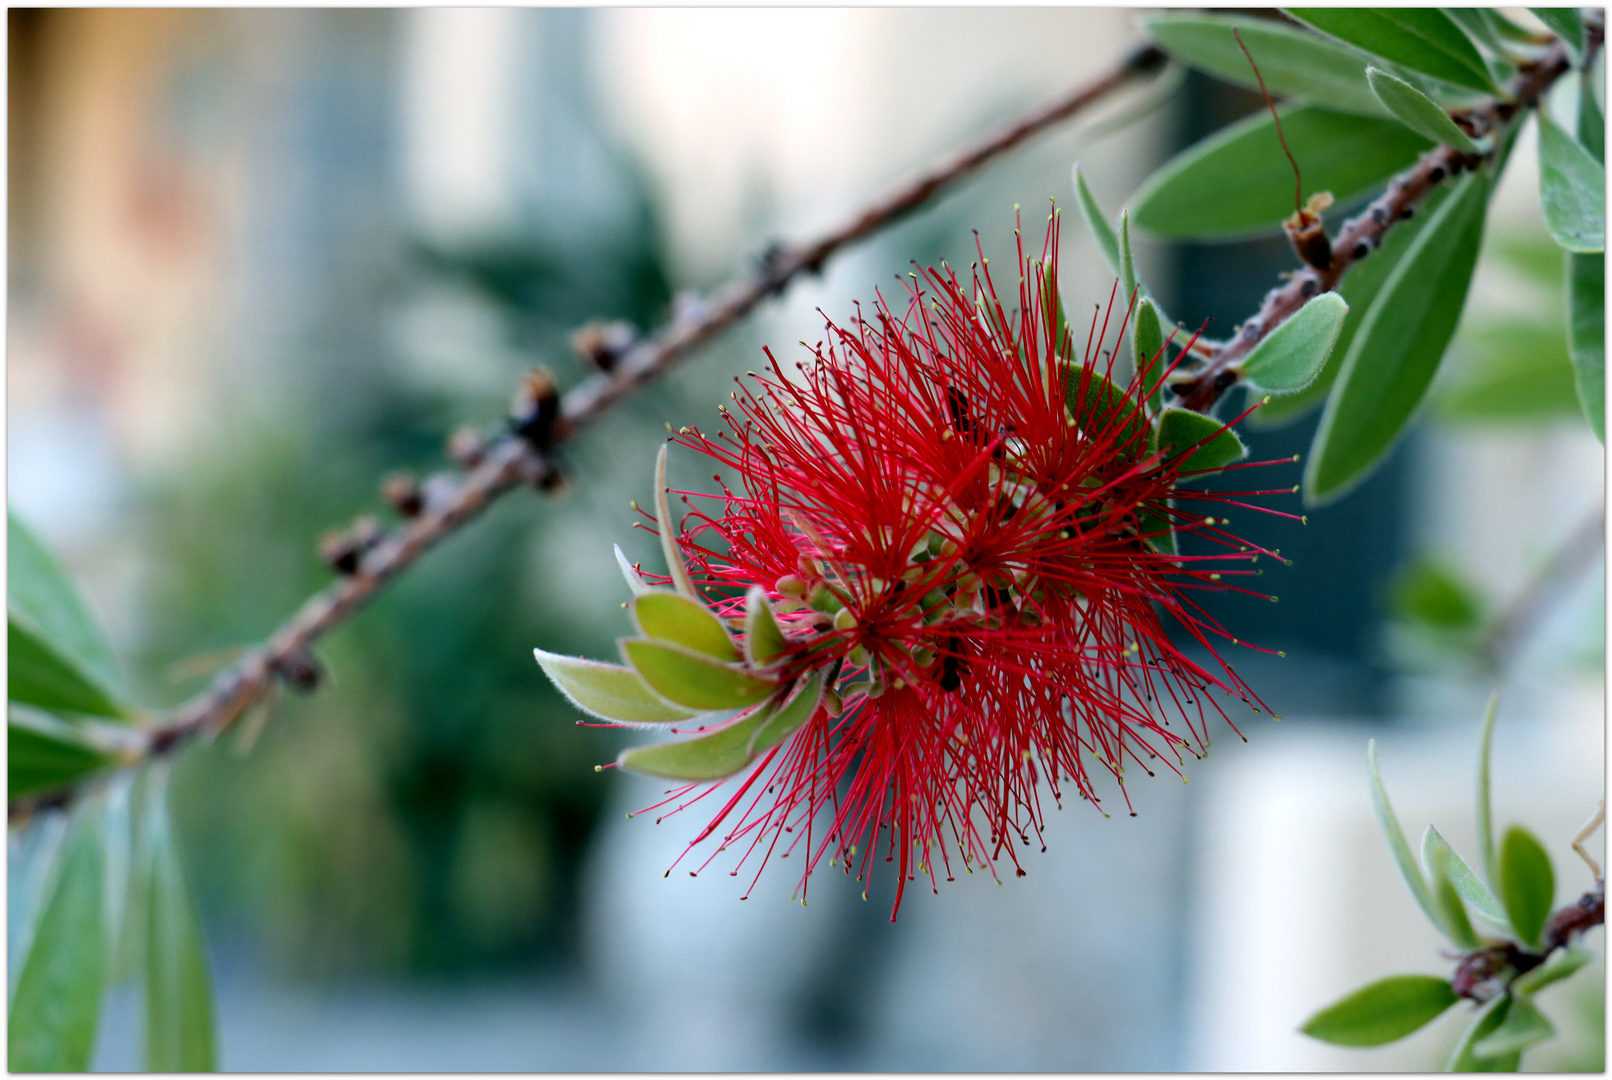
8,43 -> 1167,820
1175,33 -> 1589,413
1452,878 -> 1605,1003
1479,501 -> 1606,673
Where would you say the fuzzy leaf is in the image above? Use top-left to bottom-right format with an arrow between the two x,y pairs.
1143,13 -> 1387,117
1134,298 -> 1166,412
8,717 -> 115,798
1512,943 -> 1592,996
1499,825 -> 1555,949
1367,67 -> 1483,153
613,544 -> 651,596
1568,252 -> 1605,440
1473,994 -> 1554,1059
8,509 -> 125,701
1422,825 -> 1508,928
1137,504 -> 1178,557
1072,165 -> 1121,277
1448,996 -> 1521,1072
1289,9 -> 1496,94
1476,693 -> 1500,887
1300,974 -> 1459,1046
142,769 -> 217,1072
533,647 -> 695,725
750,673 -> 822,754
1156,408 -> 1246,474
743,587 -> 789,668
1579,69 -> 1603,163
1132,106 -> 1432,240
632,591 -> 739,662
1064,363 -> 1149,460
8,616 -> 127,721
1539,112 -> 1606,254
1306,171 -> 1488,505
1427,836 -> 1483,948
620,638 -> 778,712
1367,740 -> 1444,933
618,707 -> 775,781
1241,293 -> 1350,393
1530,8 -> 1585,66
653,445 -> 699,599
8,806 -> 107,1072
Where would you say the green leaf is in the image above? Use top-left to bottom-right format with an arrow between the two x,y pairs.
618,707 -> 775,781
1437,321 -> 1581,424
1512,943 -> 1592,996
1367,67 -> 1484,153
1143,13 -> 1387,117
1474,993 -> 1554,1059
1483,9 -> 1546,44
1064,363 -> 1149,460
1423,824 -> 1508,927
1443,9 -> 1510,61
1568,252 -> 1605,440
8,716 -> 115,798
1426,834 -> 1483,948
1539,111 -> 1606,254
1389,557 -> 1484,632
1476,693 -> 1500,887
1116,214 -> 1175,381
632,591 -> 739,662
8,805 -> 107,1072
1498,825 -> 1555,949
1134,298 -> 1166,412
142,766 -> 217,1072
1138,503 -> 1178,556
1241,293 -> 1350,393
9,617 -> 128,720
1155,408 -> 1247,474
1072,165 -> 1121,277
1132,106 -> 1432,240
743,587 -> 789,668
1367,740 -> 1444,931
750,673 -> 822,754
7,509 -> 124,699
653,444 -> 699,600
1288,9 -> 1496,94
1449,996 -> 1522,1072
620,638 -> 779,712
1306,170 -> 1489,505
1530,8 -> 1585,66
613,544 -> 650,596
1299,974 -> 1459,1046
533,647 -> 695,725
1578,69 -> 1603,163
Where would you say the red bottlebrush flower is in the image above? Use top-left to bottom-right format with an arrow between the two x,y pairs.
538,210 -> 1298,918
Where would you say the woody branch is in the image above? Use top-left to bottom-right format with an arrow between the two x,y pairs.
10,43 -> 1169,819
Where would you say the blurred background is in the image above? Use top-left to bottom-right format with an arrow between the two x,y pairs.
6,7 -> 1602,1071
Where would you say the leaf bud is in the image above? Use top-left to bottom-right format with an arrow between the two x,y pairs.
380,471 -> 423,518
570,320 -> 637,372
272,648 -> 325,692
509,367 -> 561,450
447,426 -> 486,469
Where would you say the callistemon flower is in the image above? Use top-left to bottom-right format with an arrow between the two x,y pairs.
536,213 -> 1297,917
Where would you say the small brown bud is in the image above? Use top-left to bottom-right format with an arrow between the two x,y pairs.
448,426 -> 486,469
273,648 -> 325,692
380,471 -> 423,518
350,514 -> 385,551
319,530 -> 363,575
570,320 -> 636,372
509,367 -> 561,450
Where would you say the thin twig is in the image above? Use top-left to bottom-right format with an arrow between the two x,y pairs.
1479,501 -> 1606,672
7,43 -> 1167,820
1175,32 -> 1591,412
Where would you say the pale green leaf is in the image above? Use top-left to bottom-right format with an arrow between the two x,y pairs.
1539,111 -> 1605,253
1155,408 -> 1246,474
1367,740 -> 1443,931
7,509 -> 124,699
1143,13 -> 1387,117
1473,993 -> 1554,1059
1134,298 -> 1166,412
1427,835 -> 1483,948
1072,165 -> 1120,277
142,766 -> 217,1072
1568,252 -> 1604,440
8,805 -> 107,1072
1241,293 -> 1349,393
8,716 -> 115,798
750,673 -> 822,754
1449,996 -> 1522,1072
1306,171 -> 1489,505
1423,824 -> 1508,927
1499,825 -> 1555,949
1289,9 -> 1496,94
632,591 -> 738,662
620,638 -> 778,712
1132,106 -> 1432,240
1367,67 -> 1483,153
1531,8 -> 1585,66
743,587 -> 789,668
613,544 -> 650,596
1300,974 -> 1458,1046
1477,693 -> 1500,887
653,444 -> 698,599
618,706 -> 775,781
533,647 -> 695,725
